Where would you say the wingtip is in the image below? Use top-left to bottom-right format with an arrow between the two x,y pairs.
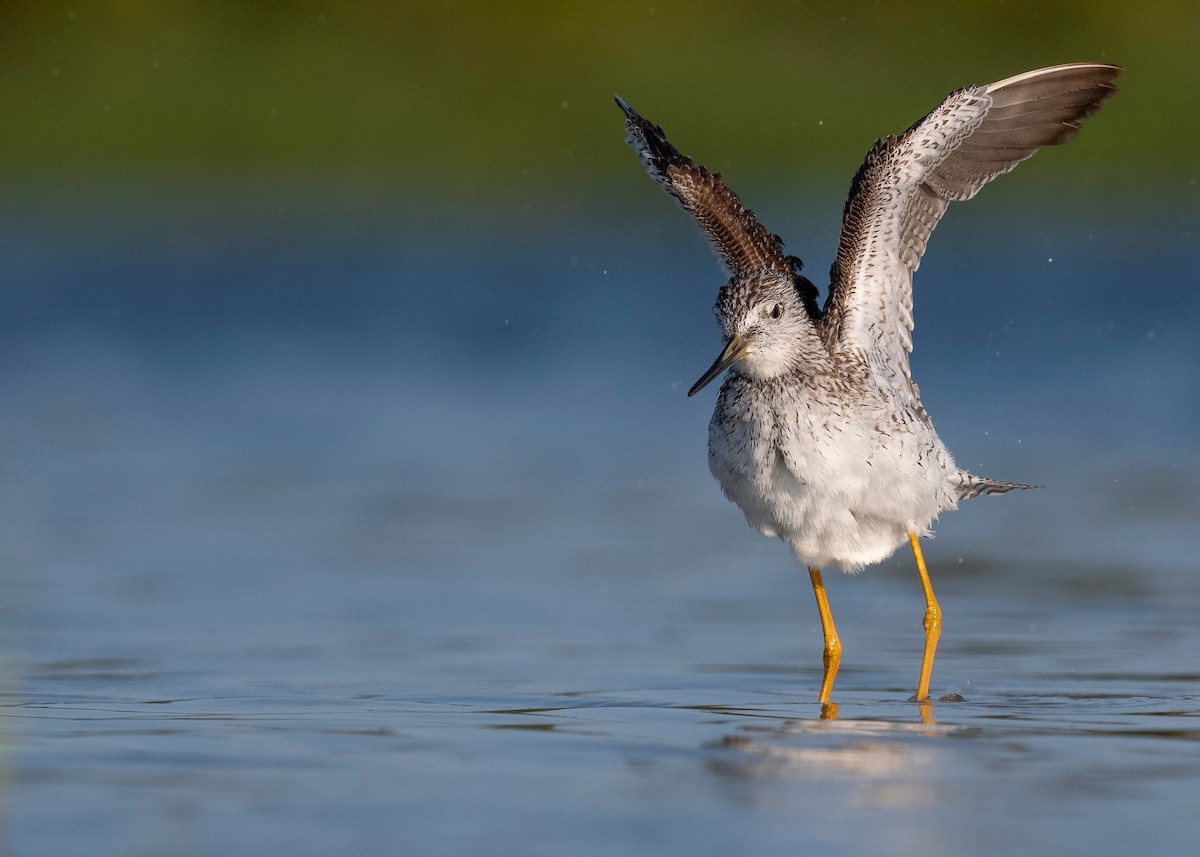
986,61 -> 1124,96
613,93 -> 637,120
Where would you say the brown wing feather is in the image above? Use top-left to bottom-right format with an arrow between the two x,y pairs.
616,96 -> 821,318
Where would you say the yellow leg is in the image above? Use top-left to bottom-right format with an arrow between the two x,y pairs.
917,700 -> 935,727
808,568 -> 842,705
909,531 -> 941,702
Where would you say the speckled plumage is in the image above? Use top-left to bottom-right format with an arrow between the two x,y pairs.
616,64 -> 1120,573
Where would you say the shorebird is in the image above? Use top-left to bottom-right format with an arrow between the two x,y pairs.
617,63 -> 1120,703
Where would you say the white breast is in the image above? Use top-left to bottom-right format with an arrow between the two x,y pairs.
708,375 -> 959,572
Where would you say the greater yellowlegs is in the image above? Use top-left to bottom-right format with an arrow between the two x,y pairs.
617,63 -> 1120,702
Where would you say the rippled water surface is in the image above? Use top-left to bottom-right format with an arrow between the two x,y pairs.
2,198 -> 1198,854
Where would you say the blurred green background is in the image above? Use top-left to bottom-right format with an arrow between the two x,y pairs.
0,0 -> 1193,213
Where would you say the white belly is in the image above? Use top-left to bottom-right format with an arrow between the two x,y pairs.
708,378 -> 958,572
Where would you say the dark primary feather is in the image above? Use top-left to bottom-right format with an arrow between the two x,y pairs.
615,95 -> 821,319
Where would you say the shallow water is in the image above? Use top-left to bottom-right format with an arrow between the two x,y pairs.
2,197 -> 1199,854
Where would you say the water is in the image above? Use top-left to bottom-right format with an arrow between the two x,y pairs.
2,191 -> 1199,855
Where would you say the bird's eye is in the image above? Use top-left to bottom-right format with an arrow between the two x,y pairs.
769,303 -> 783,319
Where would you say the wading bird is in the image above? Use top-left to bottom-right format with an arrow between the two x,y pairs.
617,63 -> 1120,703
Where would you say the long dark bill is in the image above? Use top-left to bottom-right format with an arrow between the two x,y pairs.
687,335 -> 749,397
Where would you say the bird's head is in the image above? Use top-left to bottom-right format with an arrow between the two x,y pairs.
688,272 -> 816,396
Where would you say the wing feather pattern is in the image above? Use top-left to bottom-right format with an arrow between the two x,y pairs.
616,95 -> 821,318
821,63 -> 1121,397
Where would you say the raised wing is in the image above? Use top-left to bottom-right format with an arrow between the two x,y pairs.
616,95 -> 820,317
821,63 -> 1120,394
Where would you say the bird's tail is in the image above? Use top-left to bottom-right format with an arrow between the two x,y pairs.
953,472 -> 1038,501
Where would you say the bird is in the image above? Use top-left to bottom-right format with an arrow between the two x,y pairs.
616,63 -> 1120,704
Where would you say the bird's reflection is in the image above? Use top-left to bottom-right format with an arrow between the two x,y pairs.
702,697 -> 971,790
